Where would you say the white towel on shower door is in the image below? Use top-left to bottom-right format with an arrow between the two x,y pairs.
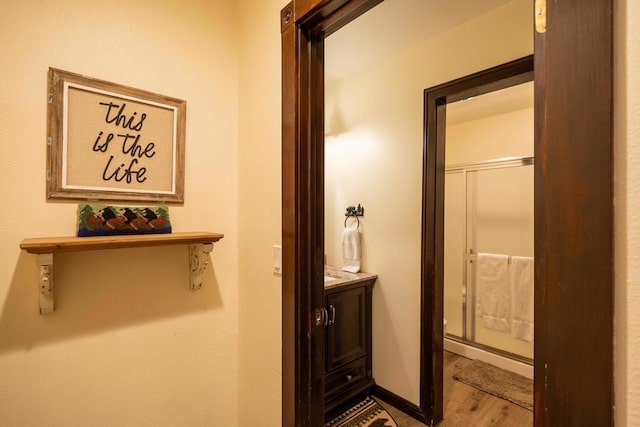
476,253 -> 511,332
341,224 -> 361,273
510,256 -> 534,342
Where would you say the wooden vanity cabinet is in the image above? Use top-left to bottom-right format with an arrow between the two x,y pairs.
324,276 -> 376,415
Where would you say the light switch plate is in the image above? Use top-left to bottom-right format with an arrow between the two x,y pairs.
273,244 -> 282,275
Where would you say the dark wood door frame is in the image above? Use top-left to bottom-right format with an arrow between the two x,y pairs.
281,1 -> 613,426
423,55 -> 535,422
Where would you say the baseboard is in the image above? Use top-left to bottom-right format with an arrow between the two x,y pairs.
325,379 -> 375,421
444,338 -> 533,379
372,385 -> 430,424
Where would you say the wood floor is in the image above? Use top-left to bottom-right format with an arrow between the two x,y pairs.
377,352 -> 533,426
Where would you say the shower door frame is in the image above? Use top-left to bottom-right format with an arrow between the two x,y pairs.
444,156 -> 536,364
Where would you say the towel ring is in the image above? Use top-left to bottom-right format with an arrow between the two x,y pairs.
344,215 -> 360,229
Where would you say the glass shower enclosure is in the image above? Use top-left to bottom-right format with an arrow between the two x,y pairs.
444,156 -> 534,363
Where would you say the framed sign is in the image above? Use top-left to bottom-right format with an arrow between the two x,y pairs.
47,68 -> 186,203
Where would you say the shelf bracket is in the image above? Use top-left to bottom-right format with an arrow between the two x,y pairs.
37,253 -> 54,314
21,232 -> 224,313
189,243 -> 214,291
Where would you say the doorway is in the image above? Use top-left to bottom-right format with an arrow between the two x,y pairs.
281,1 -> 613,425
423,56 -> 546,420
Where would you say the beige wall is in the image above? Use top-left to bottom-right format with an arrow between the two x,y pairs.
615,0 -> 640,424
325,0 -> 532,404
446,107 -> 534,164
0,0 -> 637,425
237,0 -> 286,426
0,1 -> 239,425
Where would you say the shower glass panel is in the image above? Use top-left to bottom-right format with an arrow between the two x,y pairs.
444,158 -> 534,362
469,163 -> 533,360
443,80 -> 534,364
444,170 -> 465,339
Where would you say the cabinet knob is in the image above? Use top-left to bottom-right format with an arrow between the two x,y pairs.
345,374 -> 353,382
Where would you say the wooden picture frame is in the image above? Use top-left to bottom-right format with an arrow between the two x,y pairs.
47,68 -> 186,203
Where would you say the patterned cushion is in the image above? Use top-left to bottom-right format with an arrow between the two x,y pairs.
77,203 -> 171,237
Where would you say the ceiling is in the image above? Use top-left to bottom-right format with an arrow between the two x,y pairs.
447,81 -> 534,125
325,0 -> 513,83
324,0 -> 532,123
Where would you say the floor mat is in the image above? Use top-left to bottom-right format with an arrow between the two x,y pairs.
325,396 -> 399,427
452,358 -> 533,410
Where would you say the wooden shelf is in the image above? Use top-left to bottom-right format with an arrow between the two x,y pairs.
19,231 -> 224,314
20,231 -> 224,254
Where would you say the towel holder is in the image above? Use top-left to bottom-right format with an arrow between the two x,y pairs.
344,215 -> 360,228
344,204 -> 364,228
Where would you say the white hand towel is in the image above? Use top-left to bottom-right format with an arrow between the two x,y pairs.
509,256 -> 534,342
476,253 -> 511,332
341,224 -> 361,273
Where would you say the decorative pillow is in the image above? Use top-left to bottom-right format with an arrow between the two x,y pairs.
77,203 -> 171,237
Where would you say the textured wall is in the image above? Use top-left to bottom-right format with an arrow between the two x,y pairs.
0,1 -> 634,425
0,1 -> 239,425
615,0 -> 640,424
237,0 -> 287,426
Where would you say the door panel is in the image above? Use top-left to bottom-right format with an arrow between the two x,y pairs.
326,287 -> 367,371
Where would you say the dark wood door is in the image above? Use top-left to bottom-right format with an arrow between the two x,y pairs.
533,1 -> 613,425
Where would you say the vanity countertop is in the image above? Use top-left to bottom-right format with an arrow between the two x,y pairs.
324,265 -> 377,291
